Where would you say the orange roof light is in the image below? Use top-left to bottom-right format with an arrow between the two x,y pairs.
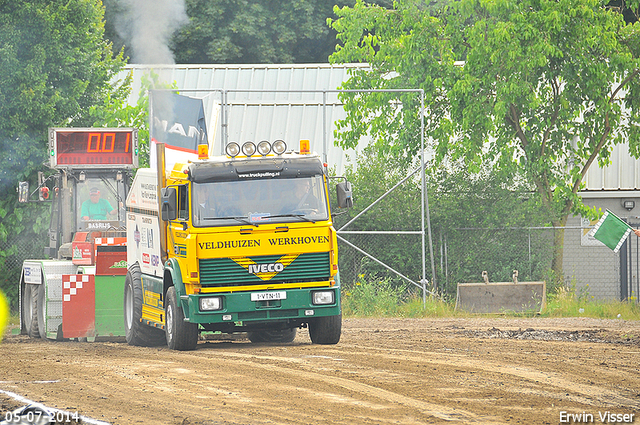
300,139 -> 310,154
198,144 -> 209,160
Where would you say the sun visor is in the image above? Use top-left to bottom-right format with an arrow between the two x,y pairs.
189,157 -> 324,183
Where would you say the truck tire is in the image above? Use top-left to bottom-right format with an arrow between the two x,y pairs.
21,283 -> 40,338
36,283 -> 47,340
124,264 -> 166,347
247,328 -> 297,343
308,314 -> 342,345
165,286 -> 199,351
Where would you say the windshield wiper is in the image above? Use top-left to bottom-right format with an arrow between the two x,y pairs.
204,216 -> 258,226
267,213 -> 316,223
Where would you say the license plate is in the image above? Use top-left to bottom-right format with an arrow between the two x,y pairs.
251,291 -> 286,301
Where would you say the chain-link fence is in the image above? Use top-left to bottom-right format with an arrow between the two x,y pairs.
338,224 -> 640,303
439,227 -> 555,294
336,227 -> 556,300
0,230 -> 48,310
337,232 -> 425,293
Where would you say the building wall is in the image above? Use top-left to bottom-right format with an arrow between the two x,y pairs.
563,214 -> 620,300
563,196 -> 640,300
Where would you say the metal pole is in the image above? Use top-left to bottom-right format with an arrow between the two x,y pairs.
221,90 -> 228,154
529,228 -> 532,279
444,233 -> 448,289
323,90 -> 328,165
420,92 -> 427,306
422,91 -> 437,302
631,225 -> 640,304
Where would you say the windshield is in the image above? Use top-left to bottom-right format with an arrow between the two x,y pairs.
192,176 -> 328,227
76,176 -> 126,231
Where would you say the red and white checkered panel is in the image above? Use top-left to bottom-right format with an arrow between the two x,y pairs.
63,274 -> 89,301
62,274 -> 95,338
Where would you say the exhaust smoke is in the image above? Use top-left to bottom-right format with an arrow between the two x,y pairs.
112,0 -> 188,64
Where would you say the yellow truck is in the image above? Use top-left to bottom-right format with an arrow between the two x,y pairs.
125,140 -> 352,350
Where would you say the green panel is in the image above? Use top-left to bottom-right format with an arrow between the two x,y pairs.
94,275 -> 126,337
199,252 -> 330,287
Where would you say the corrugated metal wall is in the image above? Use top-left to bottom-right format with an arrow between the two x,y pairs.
119,64 -> 372,173
584,142 -> 640,191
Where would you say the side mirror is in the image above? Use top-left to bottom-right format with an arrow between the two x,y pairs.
18,181 -> 29,203
161,187 -> 177,221
336,181 -> 353,209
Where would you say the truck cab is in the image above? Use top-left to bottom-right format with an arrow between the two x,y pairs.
125,140 -> 352,350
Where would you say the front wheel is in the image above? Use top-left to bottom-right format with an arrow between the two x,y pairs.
124,264 -> 166,347
165,286 -> 199,351
35,282 -> 47,339
308,314 -> 342,345
21,283 -> 40,338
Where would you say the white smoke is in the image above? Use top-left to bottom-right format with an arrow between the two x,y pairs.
113,0 -> 188,64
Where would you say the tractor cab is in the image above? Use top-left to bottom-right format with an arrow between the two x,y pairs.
18,128 -> 138,260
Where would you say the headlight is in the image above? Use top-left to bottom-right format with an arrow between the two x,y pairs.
312,290 -> 335,305
272,140 -> 287,155
242,141 -> 256,157
226,142 -> 240,158
257,140 -> 271,156
200,297 -> 223,311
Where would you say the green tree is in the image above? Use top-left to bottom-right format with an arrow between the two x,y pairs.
168,0 -> 354,64
328,0 -> 640,282
0,0 -> 127,308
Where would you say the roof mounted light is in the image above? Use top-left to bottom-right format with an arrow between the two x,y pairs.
242,141 -> 256,157
198,144 -> 209,160
272,140 -> 287,155
226,142 -> 240,158
257,141 -> 271,156
300,139 -> 310,154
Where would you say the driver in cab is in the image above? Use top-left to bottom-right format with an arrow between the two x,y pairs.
283,179 -> 318,214
80,187 -> 116,220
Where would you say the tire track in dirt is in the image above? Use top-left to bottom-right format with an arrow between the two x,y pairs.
76,346 -> 496,424
164,347 -> 505,424
334,343 -> 640,409
3,318 -> 640,425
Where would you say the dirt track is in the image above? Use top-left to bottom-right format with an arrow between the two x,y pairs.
1,317 -> 640,425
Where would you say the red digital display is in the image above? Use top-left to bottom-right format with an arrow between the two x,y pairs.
50,128 -> 137,168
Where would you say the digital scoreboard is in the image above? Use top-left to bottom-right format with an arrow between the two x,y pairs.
49,127 -> 138,169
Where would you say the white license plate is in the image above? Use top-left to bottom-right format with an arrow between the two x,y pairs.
251,291 -> 286,301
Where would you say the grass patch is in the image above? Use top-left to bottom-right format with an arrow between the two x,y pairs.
342,274 -> 460,318
541,284 -> 640,320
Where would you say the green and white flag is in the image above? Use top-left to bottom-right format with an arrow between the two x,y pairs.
588,210 -> 632,253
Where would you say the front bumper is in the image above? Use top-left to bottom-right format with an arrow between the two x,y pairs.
183,286 -> 341,325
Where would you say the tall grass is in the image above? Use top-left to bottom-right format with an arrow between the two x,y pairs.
543,283 -> 640,320
342,277 -> 640,320
342,274 -> 458,318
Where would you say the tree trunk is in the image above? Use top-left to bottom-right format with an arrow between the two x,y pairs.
550,215 -> 568,289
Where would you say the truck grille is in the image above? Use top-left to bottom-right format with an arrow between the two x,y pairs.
199,252 -> 330,287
